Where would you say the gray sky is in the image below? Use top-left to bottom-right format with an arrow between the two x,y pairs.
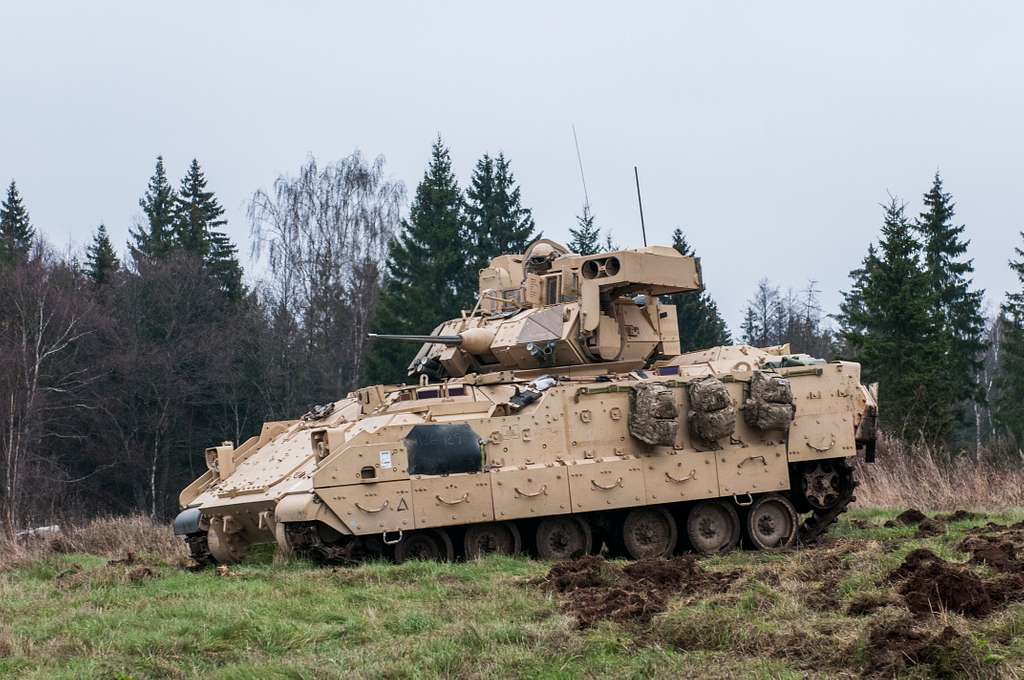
2,2 -> 1021,331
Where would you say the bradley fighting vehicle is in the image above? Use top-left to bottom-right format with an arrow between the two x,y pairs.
175,239 -> 877,564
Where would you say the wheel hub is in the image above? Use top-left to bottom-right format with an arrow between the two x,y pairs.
803,463 -> 841,509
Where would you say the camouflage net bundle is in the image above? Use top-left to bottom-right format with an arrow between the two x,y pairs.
629,383 -> 679,446
687,376 -> 736,445
743,371 -> 795,431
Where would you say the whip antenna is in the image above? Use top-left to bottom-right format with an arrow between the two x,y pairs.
572,124 -> 591,217
634,166 -> 647,247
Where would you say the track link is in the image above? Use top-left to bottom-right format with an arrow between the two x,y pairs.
185,532 -> 215,566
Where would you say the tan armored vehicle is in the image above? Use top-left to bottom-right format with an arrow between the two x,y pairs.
175,240 -> 877,563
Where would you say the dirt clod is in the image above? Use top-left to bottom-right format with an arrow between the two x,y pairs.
888,548 -> 1024,618
914,518 -> 946,538
936,509 -> 980,523
895,509 -> 927,525
863,617 -> 962,677
541,556 -> 736,627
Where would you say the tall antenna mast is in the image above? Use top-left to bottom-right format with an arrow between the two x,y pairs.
634,166 -> 648,247
572,124 -> 591,217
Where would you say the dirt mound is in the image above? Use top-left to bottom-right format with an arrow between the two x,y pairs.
888,548 -> 1024,618
935,509 -> 980,523
545,555 -> 607,592
959,536 -> 1019,571
958,522 -> 1024,572
863,617 -> 962,677
914,517 -> 946,538
895,508 -> 927,525
541,556 -> 736,628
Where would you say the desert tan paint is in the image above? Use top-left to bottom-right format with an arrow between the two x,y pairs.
178,240 -> 873,556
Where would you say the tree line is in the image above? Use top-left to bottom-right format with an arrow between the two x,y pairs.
736,173 -> 1020,454
1,142 -> 1020,534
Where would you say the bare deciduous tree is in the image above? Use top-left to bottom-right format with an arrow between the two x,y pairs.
249,152 -> 403,409
0,257 -> 94,537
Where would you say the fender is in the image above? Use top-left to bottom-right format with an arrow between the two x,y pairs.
276,492 -> 351,535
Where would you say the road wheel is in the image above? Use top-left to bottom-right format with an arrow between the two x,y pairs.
207,525 -> 249,563
686,501 -> 740,555
622,507 -> 678,559
745,494 -> 798,550
393,529 -> 454,563
535,516 -> 592,561
464,522 -> 522,559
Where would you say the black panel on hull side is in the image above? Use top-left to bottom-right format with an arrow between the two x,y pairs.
405,424 -> 483,476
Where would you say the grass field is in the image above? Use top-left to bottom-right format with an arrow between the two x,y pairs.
2,508 -> 1024,680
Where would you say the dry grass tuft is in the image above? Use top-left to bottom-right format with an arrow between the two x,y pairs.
2,515 -> 186,570
855,435 -> 1024,510
46,515 -> 186,563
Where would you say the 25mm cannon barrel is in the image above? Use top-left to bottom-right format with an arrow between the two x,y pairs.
367,333 -> 464,346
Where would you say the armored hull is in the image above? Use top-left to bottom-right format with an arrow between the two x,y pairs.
176,241 -> 876,563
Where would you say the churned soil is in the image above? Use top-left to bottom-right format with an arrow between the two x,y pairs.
959,521 -> 1024,572
541,555 -> 737,628
936,509 -> 980,523
862,617 -> 962,677
887,547 -> 1024,618
914,517 -> 947,538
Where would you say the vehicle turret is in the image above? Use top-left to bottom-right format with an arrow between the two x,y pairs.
377,239 -> 702,379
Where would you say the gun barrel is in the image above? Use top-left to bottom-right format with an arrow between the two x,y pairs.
368,333 -> 464,346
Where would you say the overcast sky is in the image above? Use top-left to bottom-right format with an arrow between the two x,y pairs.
2,2 -> 1021,331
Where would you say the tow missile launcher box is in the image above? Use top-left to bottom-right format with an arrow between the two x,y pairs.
176,239 -> 877,564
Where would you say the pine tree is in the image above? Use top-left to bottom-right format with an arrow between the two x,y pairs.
568,207 -> 601,255
913,172 -> 987,421
0,180 -> 35,266
173,159 -> 243,299
366,138 -> 467,384
839,199 -> 946,439
131,156 -> 177,261
464,152 -> 538,284
85,224 -> 121,285
669,229 -> 731,351
996,231 -> 1024,444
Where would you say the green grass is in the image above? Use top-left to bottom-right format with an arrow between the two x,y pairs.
2,508 -> 1024,679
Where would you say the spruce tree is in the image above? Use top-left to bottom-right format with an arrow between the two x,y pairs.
173,159 -> 224,257
568,207 -> 601,255
0,180 -> 35,266
913,172 -> 987,419
173,159 -> 243,300
131,156 -> 177,261
85,224 -> 121,285
366,138 -> 467,384
669,229 -> 731,351
464,152 -> 538,282
839,199 -> 946,439
996,231 -> 1024,444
